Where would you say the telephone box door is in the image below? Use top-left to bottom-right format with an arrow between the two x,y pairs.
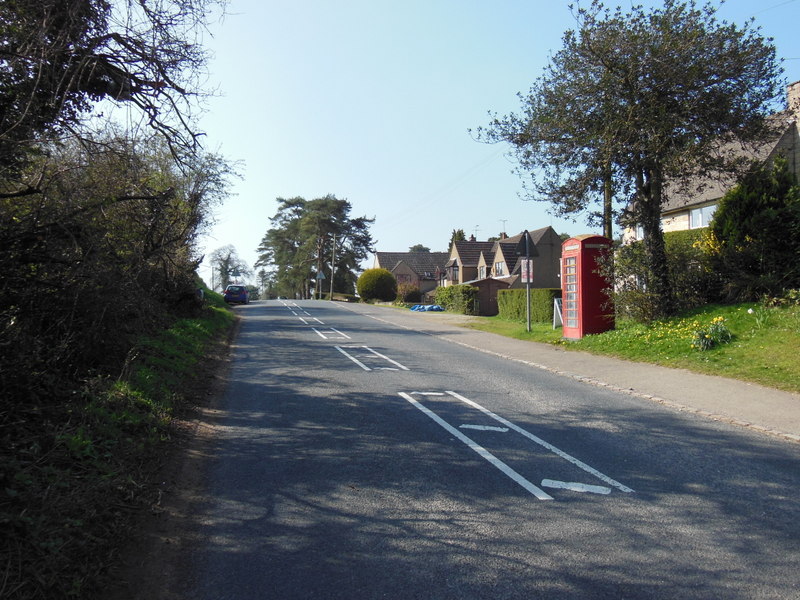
561,235 -> 614,340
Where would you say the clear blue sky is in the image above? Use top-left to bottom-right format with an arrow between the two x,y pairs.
195,0 -> 800,287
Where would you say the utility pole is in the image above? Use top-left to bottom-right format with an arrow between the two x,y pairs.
525,230 -> 531,332
329,235 -> 336,300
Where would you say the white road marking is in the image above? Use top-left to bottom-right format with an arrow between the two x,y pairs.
445,391 -> 634,494
312,328 -> 351,340
541,479 -> 612,495
335,346 -> 370,370
335,346 -> 410,371
360,347 -> 409,371
398,392 -> 554,500
460,424 -> 510,433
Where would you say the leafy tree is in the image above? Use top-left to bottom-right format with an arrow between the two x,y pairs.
409,244 -> 430,252
0,0 -> 222,181
210,245 -> 251,291
257,268 -> 276,298
478,0 -> 782,318
255,195 -> 374,299
357,268 -> 397,302
448,228 -> 466,250
706,155 -> 800,300
0,130 -> 230,400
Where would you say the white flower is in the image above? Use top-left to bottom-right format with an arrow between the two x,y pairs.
748,308 -> 754,314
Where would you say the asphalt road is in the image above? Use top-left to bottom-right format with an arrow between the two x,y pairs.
177,299 -> 800,599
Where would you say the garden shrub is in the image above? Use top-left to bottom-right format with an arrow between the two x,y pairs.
434,284 -> 478,314
706,155 -> 800,301
396,283 -> 422,304
611,230 -> 717,322
357,268 -> 397,302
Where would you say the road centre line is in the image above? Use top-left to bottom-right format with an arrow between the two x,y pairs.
299,316 -> 325,325
541,479 -> 612,495
335,346 -> 370,371
335,346 -> 410,371
445,390 -> 634,494
398,392 -> 554,500
312,327 -> 351,340
460,424 -> 509,432
358,347 -> 409,370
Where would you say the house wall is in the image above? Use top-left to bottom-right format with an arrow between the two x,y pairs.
391,262 -> 418,287
663,212 -> 690,233
788,82 -> 800,178
509,229 -> 562,288
531,229 -> 562,288
419,278 -> 439,296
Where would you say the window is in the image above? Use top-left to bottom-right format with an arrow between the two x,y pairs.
449,265 -> 459,282
563,257 -> 578,328
690,204 -> 717,229
494,261 -> 505,276
478,266 -> 486,279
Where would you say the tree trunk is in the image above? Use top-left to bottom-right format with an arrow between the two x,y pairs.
638,164 -> 676,318
603,170 -> 613,240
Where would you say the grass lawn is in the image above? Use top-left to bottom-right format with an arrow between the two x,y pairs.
461,302 -> 800,394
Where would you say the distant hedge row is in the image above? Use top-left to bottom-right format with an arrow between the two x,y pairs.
497,288 -> 562,323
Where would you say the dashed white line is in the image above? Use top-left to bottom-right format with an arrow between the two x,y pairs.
445,390 -> 634,494
335,346 -> 370,370
399,392 -> 554,500
460,424 -> 510,433
312,327 -> 351,340
541,479 -> 612,495
335,346 -> 410,371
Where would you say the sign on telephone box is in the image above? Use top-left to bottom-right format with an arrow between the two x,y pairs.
561,235 -> 614,340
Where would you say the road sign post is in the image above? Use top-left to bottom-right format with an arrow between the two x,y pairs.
316,271 -> 325,299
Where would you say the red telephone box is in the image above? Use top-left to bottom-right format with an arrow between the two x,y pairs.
561,235 -> 614,340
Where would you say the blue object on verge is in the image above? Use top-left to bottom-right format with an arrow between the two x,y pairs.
410,304 -> 444,312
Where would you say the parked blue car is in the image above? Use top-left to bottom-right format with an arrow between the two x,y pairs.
223,284 -> 249,304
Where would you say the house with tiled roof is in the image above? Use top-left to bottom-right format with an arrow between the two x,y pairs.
624,80 -> 800,242
444,227 -> 563,315
373,251 -> 450,297
445,237 -> 496,285
500,227 -> 562,289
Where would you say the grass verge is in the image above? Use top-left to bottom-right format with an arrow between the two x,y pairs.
0,289 -> 236,600
461,301 -> 800,394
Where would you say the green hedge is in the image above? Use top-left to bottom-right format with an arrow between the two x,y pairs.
357,268 -> 397,302
497,288 -> 562,323
434,284 -> 478,315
